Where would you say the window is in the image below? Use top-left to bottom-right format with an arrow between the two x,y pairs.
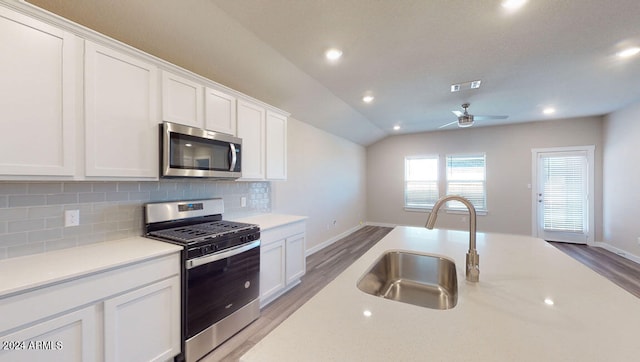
404,156 -> 438,209
445,154 -> 486,211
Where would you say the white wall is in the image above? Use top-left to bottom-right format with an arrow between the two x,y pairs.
603,100 -> 640,259
271,118 -> 367,253
366,117 -> 604,239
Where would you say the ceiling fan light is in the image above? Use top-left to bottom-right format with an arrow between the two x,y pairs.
458,115 -> 474,127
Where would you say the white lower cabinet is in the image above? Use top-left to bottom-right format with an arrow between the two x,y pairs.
0,253 -> 181,362
259,239 -> 286,304
285,232 -> 306,284
0,305 -> 96,362
259,221 -> 306,307
104,277 -> 181,362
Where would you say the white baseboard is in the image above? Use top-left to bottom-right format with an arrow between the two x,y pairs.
304,222 -> 398,257
592,241 -> 640,264
305,224 -> 364,257
364,221 -> 397,228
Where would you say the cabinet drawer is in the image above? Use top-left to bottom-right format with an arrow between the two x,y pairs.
0,253 -> 179,334
261,221 -> 305,245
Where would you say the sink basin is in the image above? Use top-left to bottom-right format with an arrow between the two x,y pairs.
357,251 -> 458,310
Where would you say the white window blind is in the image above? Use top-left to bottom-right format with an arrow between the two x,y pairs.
541,154 -> 587,233
445,154 -> 486,211
404,156 -> 438,208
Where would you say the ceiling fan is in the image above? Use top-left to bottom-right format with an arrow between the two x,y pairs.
439,103 -> 508,128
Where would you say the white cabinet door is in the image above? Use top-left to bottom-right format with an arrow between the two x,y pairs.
259,239 -> 286,306
265,111 -> 288,180
162,71 -> 203,128
0,7 -> 77,177
104,276 -> 181,362
205,87 -> 236,135
285,233 -> 306,284
237,100 -> 265,180
84,41 -> 158,178
0,306 -> 96,362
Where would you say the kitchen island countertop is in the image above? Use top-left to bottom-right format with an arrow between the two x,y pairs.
241,226 -> 640,361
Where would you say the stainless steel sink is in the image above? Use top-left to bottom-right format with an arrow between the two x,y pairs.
357,251 -> 458,310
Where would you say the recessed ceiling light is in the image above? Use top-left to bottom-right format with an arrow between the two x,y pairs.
502,0 -> 527,10
543,107 -> 556,115
363,95 -> 374,103
617,47 -> 640,58
393,125 -> 400,131
325,48 -> 343,61
544,298 -> 555,306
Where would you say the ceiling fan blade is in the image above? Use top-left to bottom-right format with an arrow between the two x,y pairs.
438,120 -> 458,129
452,110 -> 463,117
474,115 -> 508,121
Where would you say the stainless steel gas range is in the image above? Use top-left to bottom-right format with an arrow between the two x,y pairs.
144,198 -> 260,362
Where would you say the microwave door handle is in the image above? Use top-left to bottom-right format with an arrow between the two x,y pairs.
229,143 -> 237,171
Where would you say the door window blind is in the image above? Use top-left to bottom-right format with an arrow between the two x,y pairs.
541,154 -> 587,233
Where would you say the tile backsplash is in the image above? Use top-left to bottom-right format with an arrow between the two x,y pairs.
0,180 -> 270,260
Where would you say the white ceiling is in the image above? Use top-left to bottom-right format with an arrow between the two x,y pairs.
28,0 -> 640,145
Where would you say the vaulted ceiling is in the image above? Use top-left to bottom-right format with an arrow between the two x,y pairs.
28,0 -> 640,145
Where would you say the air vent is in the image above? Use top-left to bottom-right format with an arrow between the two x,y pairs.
450,80 -> 482,92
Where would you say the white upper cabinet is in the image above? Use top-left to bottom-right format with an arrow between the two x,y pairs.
205,87 -> 237,135
266,111 -> 288,180
162,71 -> 203,128
0,3 -> 288,181
0,7 -> 77,177
237,101 -> 289,181
237,100 -> 266,180
84,41 -> 159,178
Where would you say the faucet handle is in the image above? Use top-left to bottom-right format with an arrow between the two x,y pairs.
466,251 -> 480,282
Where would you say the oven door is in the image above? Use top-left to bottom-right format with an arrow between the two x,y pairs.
162,121 -> 242,179
185,240 -> 260,340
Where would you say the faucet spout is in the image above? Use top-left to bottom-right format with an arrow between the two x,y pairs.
425,195 -> 479,282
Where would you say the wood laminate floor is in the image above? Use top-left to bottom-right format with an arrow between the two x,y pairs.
549,241 -> 640,298
201,225 -> 394,362
200,228 -> 640,361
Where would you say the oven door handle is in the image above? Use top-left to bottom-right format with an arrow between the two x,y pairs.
186,240 -> 260,270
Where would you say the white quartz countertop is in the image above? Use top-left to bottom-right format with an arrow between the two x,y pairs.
0,237 -> 182,298
241,226 -> 640,361
233,213 -> 307,231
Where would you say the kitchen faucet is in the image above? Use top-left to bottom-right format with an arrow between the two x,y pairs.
425,195 -> 480,282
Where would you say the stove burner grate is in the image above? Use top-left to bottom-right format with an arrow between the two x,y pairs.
148,220 -> 256,243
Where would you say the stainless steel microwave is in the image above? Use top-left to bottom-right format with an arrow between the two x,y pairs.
161,122 -> 242,179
